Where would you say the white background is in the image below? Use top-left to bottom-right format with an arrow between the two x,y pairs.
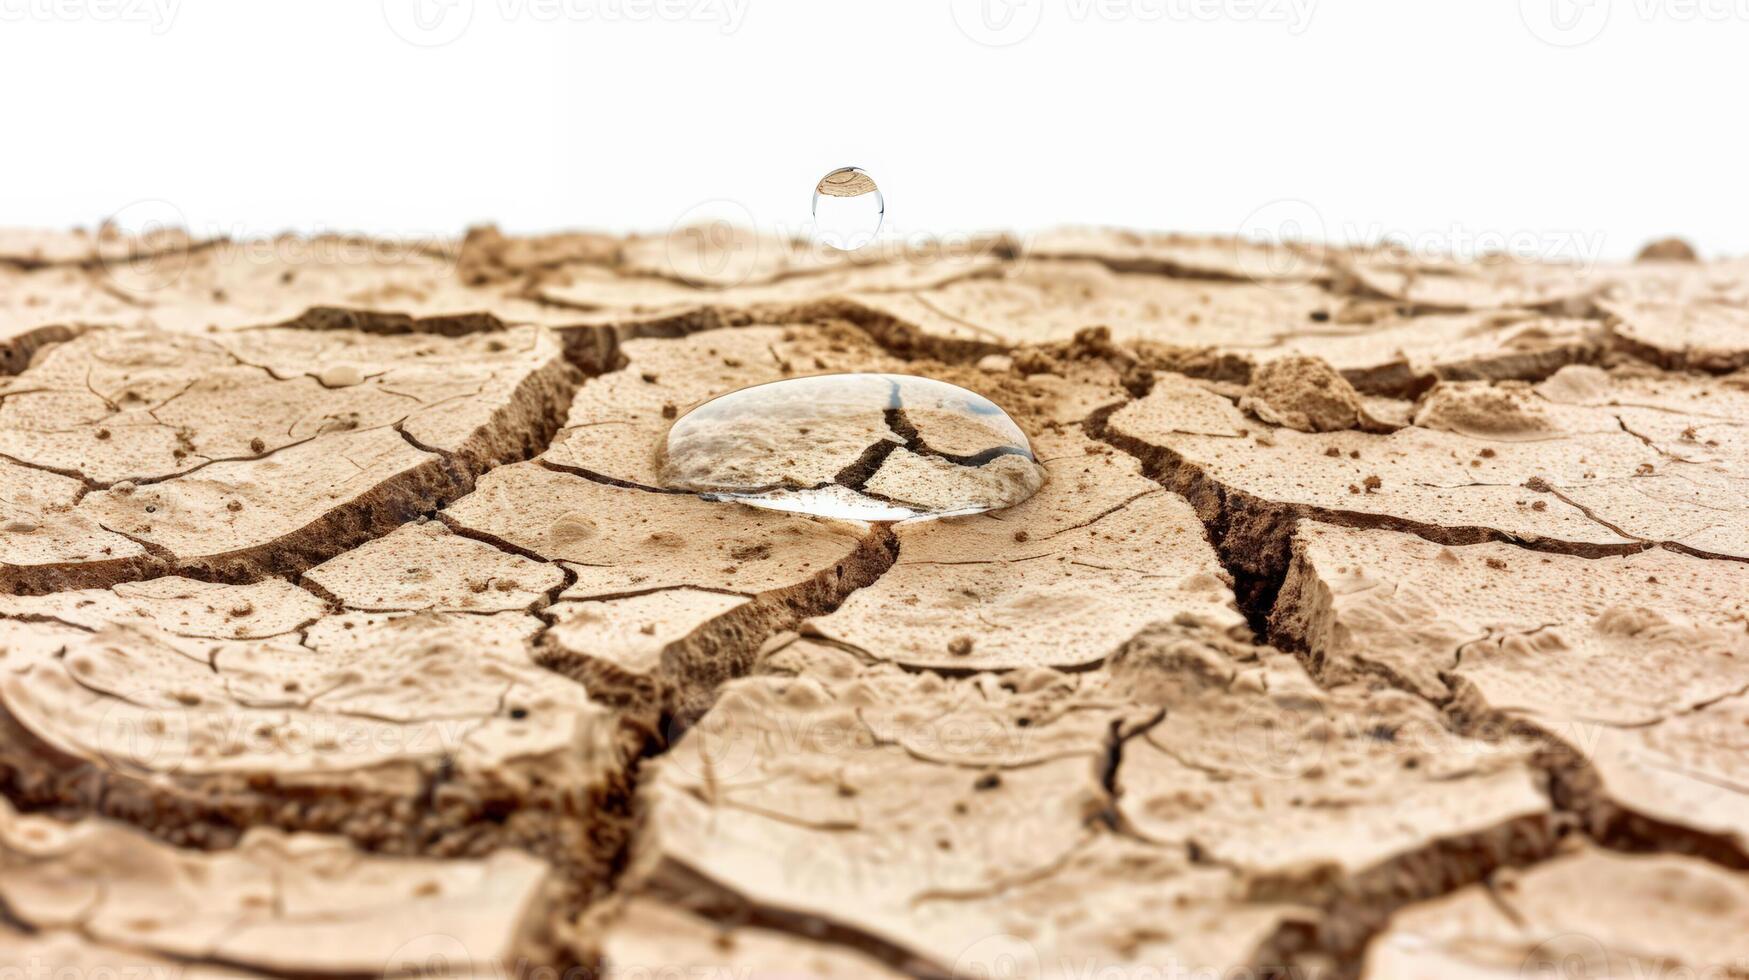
1,0 -> 1744,259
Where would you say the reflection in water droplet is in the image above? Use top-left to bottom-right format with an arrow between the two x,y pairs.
659,374 -> 1046,521
812,167 -> 884,251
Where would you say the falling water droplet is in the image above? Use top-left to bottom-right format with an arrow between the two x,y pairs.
659,373 -> 1046,521
811,167 -> 884,251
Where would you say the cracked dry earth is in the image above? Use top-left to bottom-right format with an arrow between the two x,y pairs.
3,226 -> 1749,980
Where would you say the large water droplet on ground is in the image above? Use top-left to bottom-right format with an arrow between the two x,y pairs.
812,167 -> 884,251
659,373 -> 1046,521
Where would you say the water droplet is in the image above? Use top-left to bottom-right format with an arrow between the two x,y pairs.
660,374 -> 1046,521
812,167 -> 884,251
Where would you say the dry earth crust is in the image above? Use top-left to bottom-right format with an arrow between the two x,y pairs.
2,226 -> 1748,978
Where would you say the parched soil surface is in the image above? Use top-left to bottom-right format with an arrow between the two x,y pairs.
3,226 -> 1749,978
